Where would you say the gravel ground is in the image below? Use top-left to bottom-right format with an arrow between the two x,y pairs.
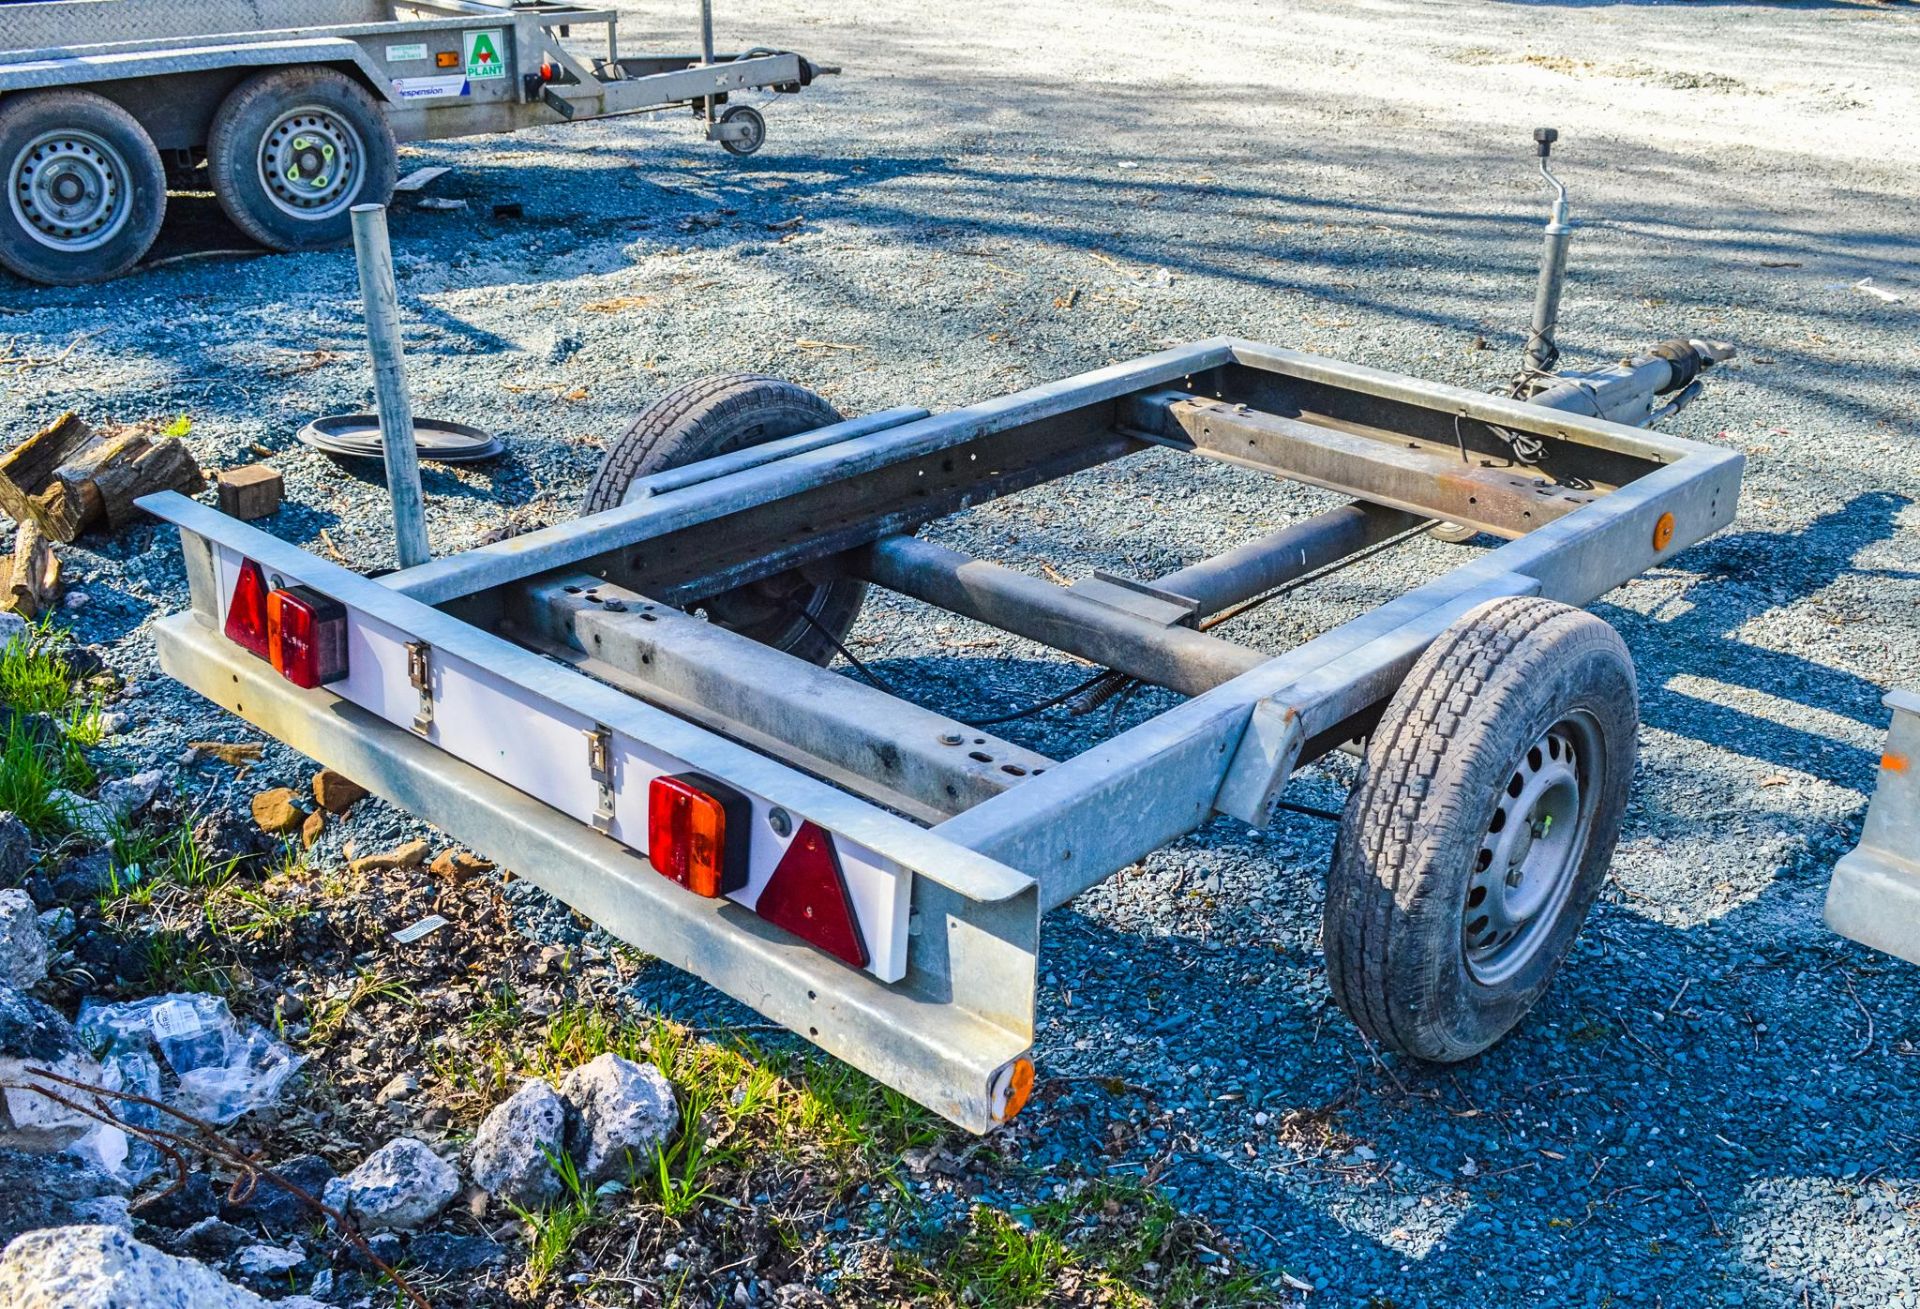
4,0 -> 1919,1304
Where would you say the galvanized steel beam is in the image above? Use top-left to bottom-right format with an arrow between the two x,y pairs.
513,574 -> 1055,823
152,612 -> 1035,1133
1150,502 -> 1424,617
1119,390 -> 1601,539
855,535 -> 1269,698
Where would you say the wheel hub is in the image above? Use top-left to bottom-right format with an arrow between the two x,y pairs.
1464,716 -> 1598,984
259,107 -> 363,220
9,129 -> 131,252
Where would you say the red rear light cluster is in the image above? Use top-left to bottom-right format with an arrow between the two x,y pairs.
267,586 -> 348,689
648,773 -> 749,898
225,558 -> 348,688
224,559 -> 273,658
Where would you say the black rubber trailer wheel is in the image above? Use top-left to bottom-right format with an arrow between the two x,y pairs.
206,67 -> 398,252
1323,595 -> 1638,1062
0,90 -> 167,286
582,374 -> 867,667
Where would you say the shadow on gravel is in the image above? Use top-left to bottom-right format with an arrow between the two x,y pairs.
1602,489 -> 1912,790
822,480 -> 1916,1305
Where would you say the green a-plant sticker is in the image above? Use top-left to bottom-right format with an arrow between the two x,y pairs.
464,29 -> 507,80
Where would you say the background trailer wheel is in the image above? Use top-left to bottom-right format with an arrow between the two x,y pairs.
583,374 -> 867,665
0,90 -> 166,285
207,67 -> 397,252
1323,595 -> 1639,1062
715,104 -> 767,156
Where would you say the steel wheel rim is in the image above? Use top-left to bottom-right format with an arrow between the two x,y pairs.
723,108 -> 765,154
8,128 -> 134,253
1463,712 -> 1601,984
258,106 -> 364,220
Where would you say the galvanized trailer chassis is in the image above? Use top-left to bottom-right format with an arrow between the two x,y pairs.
142,338 -> 1742,1132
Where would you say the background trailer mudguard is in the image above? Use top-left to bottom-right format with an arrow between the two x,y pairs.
144,338 -> 1743,1133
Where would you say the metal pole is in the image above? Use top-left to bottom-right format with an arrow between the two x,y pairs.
698,0 -> 716,123
855,535 -> 1267,697
350,203 -> 430,570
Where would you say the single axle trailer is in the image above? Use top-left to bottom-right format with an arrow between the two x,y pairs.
140,330 -> 1744,1131
0,0 -> 833,284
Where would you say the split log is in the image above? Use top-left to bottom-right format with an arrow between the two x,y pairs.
0,413 -> 98,541
0,520 -> 60,618
92,438 -> 206,527
1,413 -> 205,541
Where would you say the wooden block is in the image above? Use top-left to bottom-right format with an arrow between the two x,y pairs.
217,464 -> 284,521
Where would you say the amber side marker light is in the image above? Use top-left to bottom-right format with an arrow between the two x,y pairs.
1652,511 -> 1676,552
648,774 -> 750,898
435,50 -> 460,68
995,1057 -> 1036,1122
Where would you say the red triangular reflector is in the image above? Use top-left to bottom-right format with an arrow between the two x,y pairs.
225,558 -> 272,657
754,821 -> 868,969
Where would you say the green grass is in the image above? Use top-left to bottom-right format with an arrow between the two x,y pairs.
649,1083 -> 741,1218
511,1149 -> 602,1292
0,626 -> 101,840
903,1182 -> 1270,1309
0,623 -> 78,716
105,820 -> 218,899
140,930 -> 243,996
0,712 -> 95,838
930,1207 -> 1077,1306
306,968 -> 416,1046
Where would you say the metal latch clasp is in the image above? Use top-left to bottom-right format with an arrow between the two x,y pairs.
586,724 -> 615,830
406,641 -> 433,735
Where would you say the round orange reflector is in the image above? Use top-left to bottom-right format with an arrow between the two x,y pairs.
996,1057 -> 1035,1122
1652,512 -> 1676,552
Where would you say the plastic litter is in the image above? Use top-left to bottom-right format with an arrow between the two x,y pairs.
391,914 -> 449,944
76,993 -> 302,1133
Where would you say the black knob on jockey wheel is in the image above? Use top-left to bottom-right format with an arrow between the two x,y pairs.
1534,126 -> 1558,158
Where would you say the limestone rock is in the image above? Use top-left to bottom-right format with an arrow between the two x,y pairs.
320,1137 -> 458,1231
0,1148 -> 129,1246
559,1054 -> 677,1186
0,813 -> 29,884
0,1224 -> 313,1309
0,983 -> 109,1150
0,889 -> 48,988
467,1078 -> 568,1208
218,1153 -> 334,1232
